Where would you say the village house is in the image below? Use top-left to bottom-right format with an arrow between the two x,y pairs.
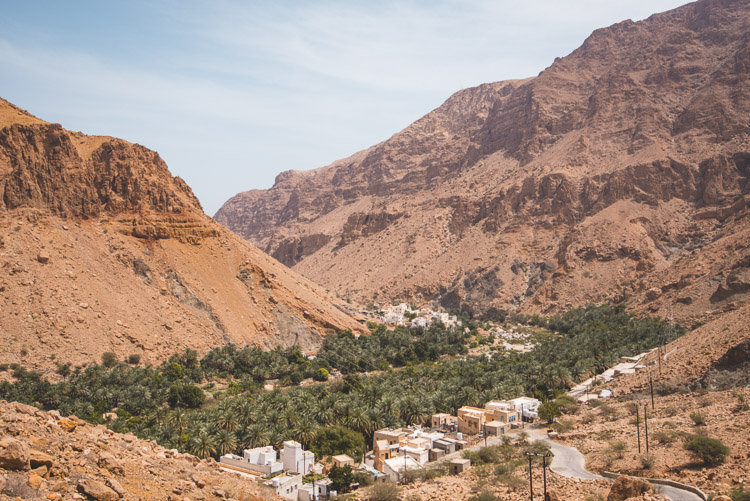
281,440 -> 315,475
299,478 -> 334,501
450,458 -> 471,475
508,397 -> 541,421
220,445 -> 283,475
382,455 -> 420,482
267,473 -> 302,500
484,420 -> 508,436
332,454 -> 355,468
485,400 -> 521,425
457,406 -> 490,435
431,413 -> 458,430
373,439 -> 393,472
401,446 -> 429,466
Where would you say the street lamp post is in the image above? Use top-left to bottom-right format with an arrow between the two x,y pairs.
524,450 -> 552,500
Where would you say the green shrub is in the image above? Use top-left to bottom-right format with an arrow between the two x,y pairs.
311,425 -> 365,460
539,401 -> 561,424
652,430 -> 676,444
127,354 -> 141,365
496,474 -> 523,490
639,454 -> 655,469
313,368 -> 329,381
607,440 -> 627,459
101,352 -> 118,368
477,446 -> 500,464
553,418 -> 576,433
690,412 -> 707,426
468,490 -> 501,501
683,435 -> 729,465
367,481 -> 401,501
729,486 -> 750,501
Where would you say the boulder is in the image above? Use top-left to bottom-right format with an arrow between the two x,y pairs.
37,251 -> 50,264
98,451 -> 125,476
77,479 -> 120,501
106,477 -> 126,497
713,497 -> 732,501
607,475 -> 653,501
28,472 -> 43,489
29,449 -> 54,469
58,418 -> 78,432
0,437 -> 30,470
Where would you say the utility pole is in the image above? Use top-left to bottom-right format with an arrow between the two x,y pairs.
644,405 -> 649,454
649,375 -> 655,410
483,423 -> 487,447
525,450 -> 551,501
527,453 -> 533,501
636,403 -> 641,454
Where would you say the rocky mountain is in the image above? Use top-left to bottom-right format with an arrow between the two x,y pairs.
0,400 -> 279,500
216,0 -> 750,320
0,98 -> 366,373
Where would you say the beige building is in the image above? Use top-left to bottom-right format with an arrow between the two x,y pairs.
332,454 -> 355,468
457,406 -> 492,435
431,413 -> 458,429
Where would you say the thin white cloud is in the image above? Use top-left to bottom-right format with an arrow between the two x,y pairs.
0,0 -> 691,214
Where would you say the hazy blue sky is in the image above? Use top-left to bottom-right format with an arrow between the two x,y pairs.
1,0 -> 690,215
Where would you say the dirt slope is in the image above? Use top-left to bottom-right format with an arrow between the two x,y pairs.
216,0 -> 750,319
0,98 -> 366,373
0,400 -> 279,500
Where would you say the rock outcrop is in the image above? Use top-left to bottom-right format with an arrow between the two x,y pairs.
0,98 -> 366,372
0,400 -> 279,500
216,0 -> 750,319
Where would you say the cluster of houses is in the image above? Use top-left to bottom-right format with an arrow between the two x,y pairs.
220,440 -> 347,500
221,397 -> 542,496
366,303 -> 462,328
367,397 -> 541,481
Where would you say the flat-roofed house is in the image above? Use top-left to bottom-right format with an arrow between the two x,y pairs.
332,454 -> 355,468
220,445 -> 283,475
281,441 -> 315,475
431,413 -> 457,429
267,473 -> 302,500
457,406 -> 492,435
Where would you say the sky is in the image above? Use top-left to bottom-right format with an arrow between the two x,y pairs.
1,0 -> 691,215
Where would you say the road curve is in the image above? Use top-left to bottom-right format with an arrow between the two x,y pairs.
528,431 -> 701,501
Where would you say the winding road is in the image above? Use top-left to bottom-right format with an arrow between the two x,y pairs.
528,431 -> 702,501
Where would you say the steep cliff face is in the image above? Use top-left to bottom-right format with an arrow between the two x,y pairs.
216,0 -> 750,319
0,98 -> 365,372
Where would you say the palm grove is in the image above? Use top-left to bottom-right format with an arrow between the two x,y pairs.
0,305 -> 678,462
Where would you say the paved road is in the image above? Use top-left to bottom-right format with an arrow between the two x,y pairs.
528,431 -> 603,480
528,431 -> 702,501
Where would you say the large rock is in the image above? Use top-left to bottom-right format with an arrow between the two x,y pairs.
29,449 -> 54,469
77,479 -> 120,501
98,451 -> 125,476
607,475 -> 653,501
58,417 -> 78,432
0,437 -> 30,470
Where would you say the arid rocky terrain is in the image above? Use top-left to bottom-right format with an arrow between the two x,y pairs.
216,0 -> 750,321
0,98 -> 366,373
0,400 -> 279,500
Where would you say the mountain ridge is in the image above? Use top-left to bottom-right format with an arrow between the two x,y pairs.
0,98 -> 366,373
215,0 -> 750,319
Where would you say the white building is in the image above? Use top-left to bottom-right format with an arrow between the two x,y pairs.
508,397 -> 541,420
220,445 -> 283,475
299,478 -> 335,501
267,473 -> 302,500
401,446 -> 429,466
383,455 -> 420,482
281,440 -> 315,475
411,317 -> 428,328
